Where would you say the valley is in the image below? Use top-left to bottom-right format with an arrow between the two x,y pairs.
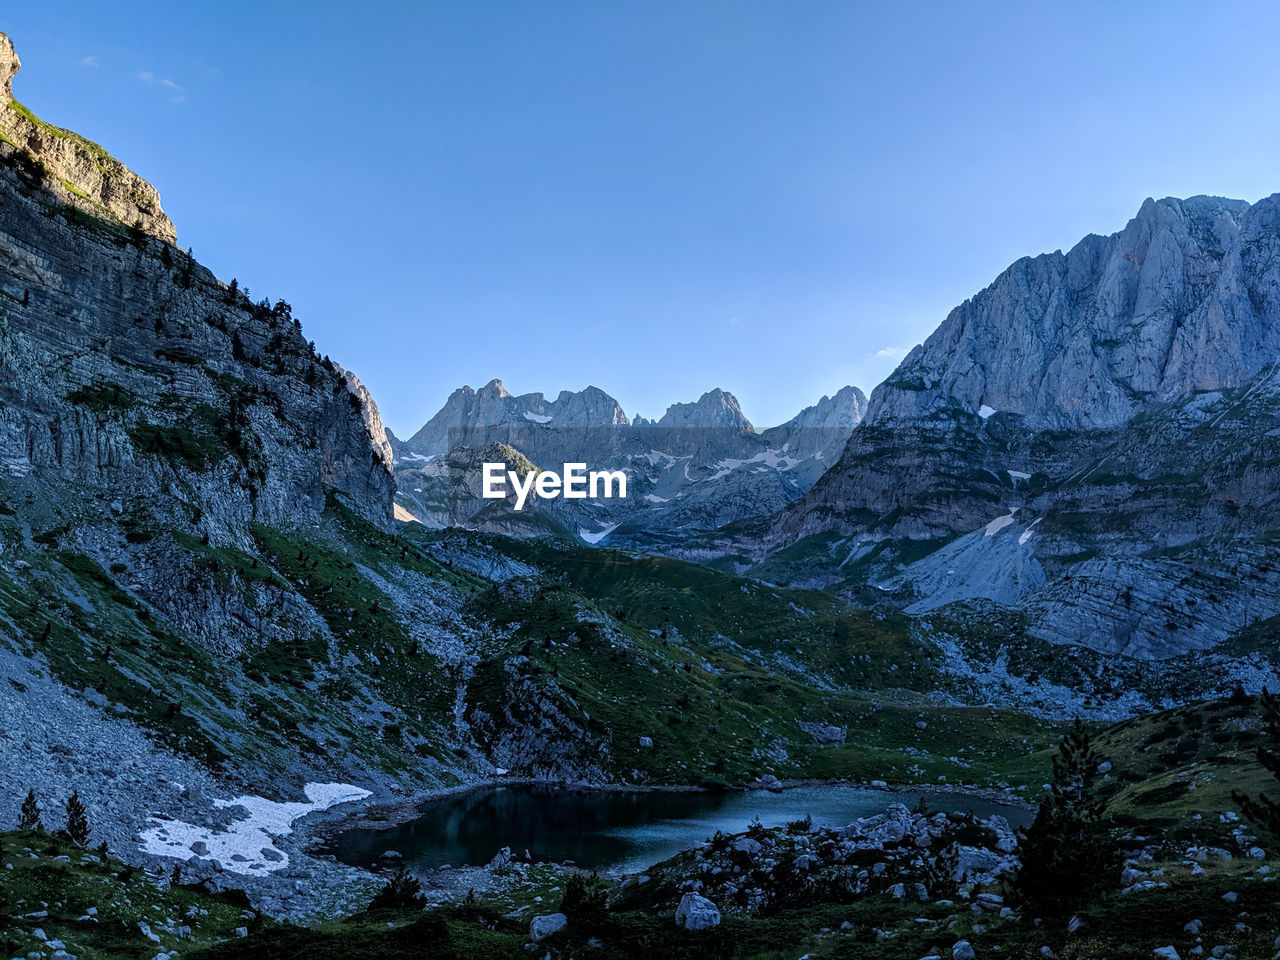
0,25 -> 1278,960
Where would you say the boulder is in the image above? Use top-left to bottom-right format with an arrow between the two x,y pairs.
954,941 -> 976,960
529,913 -> 567,941
675,893 -> 721,930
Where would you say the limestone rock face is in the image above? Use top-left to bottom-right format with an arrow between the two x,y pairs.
0,32 -> 19,101
718,195 -> 1280,662
333,363 -> 393,469
868,195 -> 1276,430
0,132 -> 395,545
0,31 -> 177,244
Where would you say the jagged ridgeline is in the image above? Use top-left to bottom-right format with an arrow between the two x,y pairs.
391,379 -> 868,546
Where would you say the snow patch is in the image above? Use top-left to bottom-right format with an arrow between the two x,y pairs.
984,512 -> 1016,537
579,522 -> 621,545
978,404 -> 997,420
637,450 -> 679,466
139,782 -> 371,877
704,448 -> 803,482
523,411 -> 553,423
1006,470 -> 1030,480
643,494 -> 670,503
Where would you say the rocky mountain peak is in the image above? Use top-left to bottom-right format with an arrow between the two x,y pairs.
479,378 -> 511,399
0,32 -> 19,102
865,193 -> 1280,431
0,32 -> 176,244
774,385 -> 868,432
655,388 -> 755,433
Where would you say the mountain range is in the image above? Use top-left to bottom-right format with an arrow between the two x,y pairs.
0,27 -> 1278,959
390,379 -> 866,546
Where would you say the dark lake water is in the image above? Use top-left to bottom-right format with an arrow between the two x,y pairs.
327,783 -> 1033,875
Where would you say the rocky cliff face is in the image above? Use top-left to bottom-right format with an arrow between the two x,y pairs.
0,155 -> 394,542
867,195 -> 1274,430
0,32 -> 177,244
734,195 -> 1280,661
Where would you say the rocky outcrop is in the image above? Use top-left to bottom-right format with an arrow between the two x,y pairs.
634,803 -> 1020,920
0,33 -> 177,244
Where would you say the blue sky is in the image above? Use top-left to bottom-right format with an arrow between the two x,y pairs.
3,2 -> 1280,433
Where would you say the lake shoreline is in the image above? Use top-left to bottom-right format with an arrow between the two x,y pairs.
300,775 -> 1035,859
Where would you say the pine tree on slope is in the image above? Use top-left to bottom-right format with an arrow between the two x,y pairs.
1011,717 -> 1119,917
65,789 -> 90,846
17,789 -> 41,832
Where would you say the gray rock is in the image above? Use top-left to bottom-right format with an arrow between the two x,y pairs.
529,912 -> 567,941
674,893 -> 721,930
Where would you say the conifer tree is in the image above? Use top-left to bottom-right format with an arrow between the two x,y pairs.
367,866 -> 427,911
1233,687 -> 1280,840
65,790 -> 90,846
17,789 -> 41,832
1011,718 -> 1119,917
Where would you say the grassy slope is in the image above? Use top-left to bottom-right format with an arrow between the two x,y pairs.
420,530 -> 1062,787
1,830 -> 267,960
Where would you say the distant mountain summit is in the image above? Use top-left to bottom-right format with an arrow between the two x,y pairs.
393,380 -> 865,545
401,379 -> 629,458
646,388 -> 755,432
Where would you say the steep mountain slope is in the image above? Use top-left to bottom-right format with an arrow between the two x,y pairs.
725,195 -> 1280,662
393,380 -> 866,545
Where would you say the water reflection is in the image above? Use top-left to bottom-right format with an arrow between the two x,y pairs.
328,783 -> 1032,876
